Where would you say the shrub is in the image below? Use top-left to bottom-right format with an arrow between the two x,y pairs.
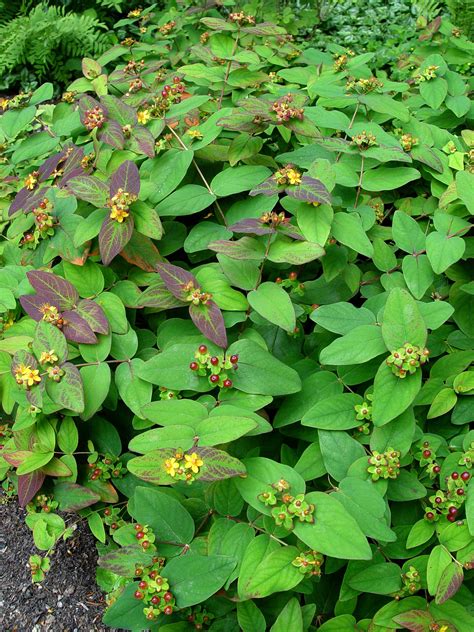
0,4 -> 473,631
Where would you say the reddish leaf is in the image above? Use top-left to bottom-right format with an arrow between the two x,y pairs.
194,446 -> 246,481
54,482 -> 101,511
9,187 -> 50,217
392,610 -> 433,632
18,471 -> 45,507
137,281 -> 184,309
435,562 -> 464,605
99,215 -> 134,266
155,262 -> 196,301
110,160 -> 140,197
26,270 -> 79,309
229,218 -> 275,235
46,362 -> 85,413
189,300 -> 227,348
208,236 -> 265,260
62,310 -> 97,344
249,176 -> 279,197
41,457 -> 72,477
78,95 -> 104,122
120,232 -> 163,271
11,350 -> 38,377
38,148 -> 68,182
66,175 -> 109,207
100,95 -> 137,126
99,120 -> 125,150
2,450 -> 32,467
76,299 -> 109,334
217,112 -> 265,133
58,145 -> 86,187
85,479 -> 119,503
129,126 -> 155,158
20,294 -> 61,321
287,175 -> 331,205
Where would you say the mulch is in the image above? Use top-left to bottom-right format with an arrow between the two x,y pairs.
0,496 -> 118,632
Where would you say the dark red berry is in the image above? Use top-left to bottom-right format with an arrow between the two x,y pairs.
452,472 -> 459,480
433,465 -> 441,473
136,531 -> 145,539
223,379 -> 232,388
426,511 -> 434,520
134,524 -> 143,531
447,514 -> 456,522
149,571 -> 157,579
155,576 -> 163,585
230,355 -> 238,364
435,496 -> 442,504
151,595 -> 160,605
163,85 -> 170,91
289,271 -> 297,280
275,277 -> 282,283
134,590 -> 144,600
173,76 -> 180,83
198,345 -> 207,354
461,472 -> 470,481
111,523 -> 118,530
164,591 -> 173,602
112,469 -> 120,476
422,449 -> 431,458
161,90 -> 168,97
448,506 -> 457,515
93,468 -> 101,476
104,508 -> 111,516
135,569 -> 142,576
210,374 -> 219,383
164,606 -> 173,615
456,488 -> 464,496
190,362 -> 199,371
138,581 -> 147,589
210,356 -> 219,366
142,540 -> 150,549
88,462 -> 95,469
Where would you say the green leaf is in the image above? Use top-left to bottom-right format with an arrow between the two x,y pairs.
348,563 -> 402,595
156,185 -> 216,217
212,165 -> 271,196
392,211 -> 426,254
320,325 -> 386,366
318,430 -> 366,481
238,535 -> 302,599
80,363 -> 111,420
427,388 -> 457,419
402,255 -> 434,299
456,170 -> 474,214
17,451 -> 54,475
420,77 -> 448,109
271,598 -> 303,632
115,359 -> 152,419
248,282 -> 296,332
302,393 -> 362,430
362,167 -> 420,191
332,212 -> 373,257
237,601 -> 266,632
372,362 -> 422,425
45,362 -> 84,413
426,231 -> 466,274
381,287 -> 427,349
12,132 -> 60,164
162,553 -> 236,608
294,492 -> 371,560
311,302 -> 375,334
57,417 -> 79,454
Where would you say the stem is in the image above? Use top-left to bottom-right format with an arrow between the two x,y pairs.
218,31 -> 240,109
225,514 -> 289,546
354,154 -> 364,208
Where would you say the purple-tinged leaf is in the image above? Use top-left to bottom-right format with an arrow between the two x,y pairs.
26,270 -> 79,309
238,96 -> 272,117
78,95 -> 105,122
194,447 -> 246,481
278,224 -> 305,240
46,362 -> 85,413
240,22 -> 286,36
285,117 -> 321,139
392,610 -> 434,632
58,145 -> 86,186
53,482 -> 101,511
20,294 -> 60,321
121,232 -> 163,271
76,299 -> 109,334
110,160 -> 140,197
208,237 -> 266,261
9,187 -> 50,217
286,175 -> 331,205
38,149 -> 67,181
18,471 -> 45,507
189,300 -> 227,349
129,126 -> 155,158
435,562 -> 464,605
155,262 -> 196,301
67,175 -> 109,207
249,176 -> 279,197
62,311 -> 97,344
216,112 -> 264,133
100,95 -> 137,126
41,458 -> 72,477
11,350 -> 38,379
137,281 -> 184,309
99,120 -> 125,150
229,218 -> 275,235
99,215 -> 134,266
98,545 -> 155,576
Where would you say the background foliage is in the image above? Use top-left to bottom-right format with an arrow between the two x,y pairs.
0,1 -> 473,631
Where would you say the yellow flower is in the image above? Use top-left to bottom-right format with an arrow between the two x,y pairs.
286,169 -> 302,185
39,350 -> 58,365
109,206 -> 130,223
137,109 -> 151,125
186,128 -> 203,140
184,452 -> 203,473
164,458 -> 180,477
15,365 -> 41,388
24,171 -> 39,190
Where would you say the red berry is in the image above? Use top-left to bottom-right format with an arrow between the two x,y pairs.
134,590 -> 144,600
142,541 -> 150,549
448,506 -> 457,515
275,277 -> 282,283
210,374 -> 219,383
190,361 -> 199,370
136,531 -> 145,539
164,591 -> 173,602
456,488 -> 464,496
210,356 -> 219,366
433,465 -> 441,473
134,524 -> 143,531
111,523 -> 118,530
461,472 -> 470,481
93,468 -> 101,476
426,511 -> 434,520
161,90 -> 168,97
88,463 -> 95,469
104,508 -> 111,516
164,606 -> 173,615
289,271 -> 297,280
149,570 -> 157,579
311,304 -> 319,310
164,85 -> 170,91
435,496 -> 442,504
173,76 -> 180,83
447,514 -> 456,522
199,345 -> 207,354
422,450 -> 431,458
155,576 -> 163,585
452,472 -> 459,480
151,595 -> 160,605
223,379 -> 232,388
230,355 -> 238,364
138,581 -> 147,589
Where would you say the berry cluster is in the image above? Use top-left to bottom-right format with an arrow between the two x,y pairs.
425,471 -> 470,522
275,271 -> 305,298
414,440 -> 438,469
183,281 -> 213,307
400,133 -> 419,151
346,76 -> 383,93
458,442 -> 473,469
128,78 -> 143,93
133,523 -> 156,550
14,364 -> 41,389
21,198 -> 55,249
133,561 -> 175,620
351,131 -> 378,150
163,449 -> 204,484
259,211 -> 289,228
368,197 -> 384,223
258,479 -> 315,530
415,64 -> 439,83
62,91 -> 75,103
121,37 -> 137,47
189,345 -> 238,389
393,566 -> 421,600
24,170 -> 39,190
228,12 -> 255,25
39,303 -> 65,329
271,94 -> 304,123
292,550 -> 324,577
333,50 -> 355,71
87,453 -> 127,481
367,448 -> 400,481
103,506 -> 126,533
83,105 -> 106,131
185,606 -> 215,630
159,20 -> 176,35
27,494 -> 58,514
386,343 -> 430,378
274,165 -> 302,185
124,59 -> 145,76
107,188 -> 137,223
0,312 -> 15,335
159,386 -> 180,400
354,399 -> 372,435
149,77 -> 186,117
